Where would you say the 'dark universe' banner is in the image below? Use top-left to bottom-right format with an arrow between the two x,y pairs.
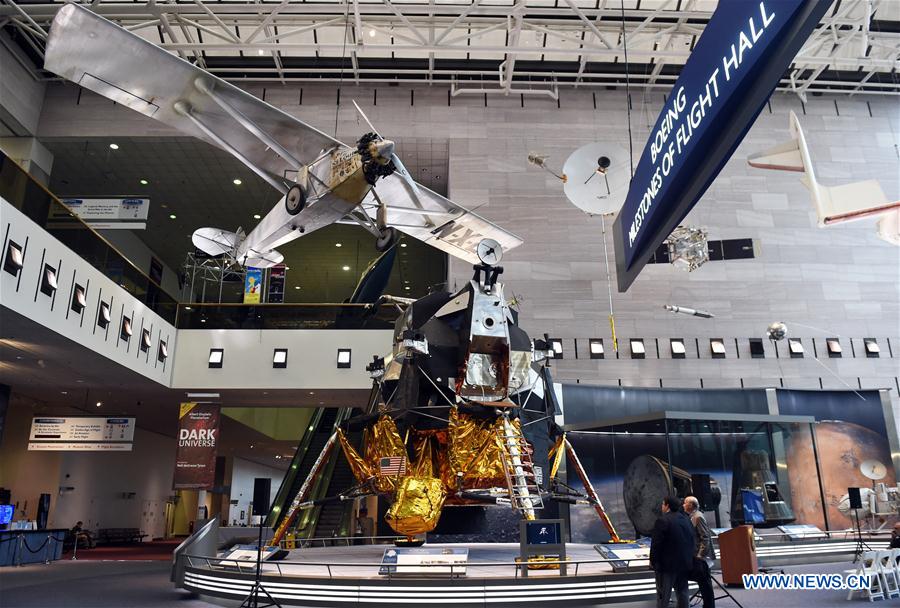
612,0 -> 831,291
173,403 -> 220,490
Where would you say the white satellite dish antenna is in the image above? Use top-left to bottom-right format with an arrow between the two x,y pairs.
562,143 -> 630,215
861,460 -> 887,481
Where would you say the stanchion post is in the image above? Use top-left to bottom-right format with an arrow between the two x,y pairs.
16,532 -> 24,567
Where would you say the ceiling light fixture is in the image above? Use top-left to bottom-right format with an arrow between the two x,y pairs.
233,178 -> 242,185
96,401 -> 102,407
169,214 -> 177,220
257,49 -> 265,56
140,179 -> 148,185
342,265 -> 350,271
109,143 -> 119,150
294,286 -> 300,290
400,243 -> 407,248
186,392 -> 220,399
253,214 -> 261,219
335,243 -> 342,247
368,28 -> 376,37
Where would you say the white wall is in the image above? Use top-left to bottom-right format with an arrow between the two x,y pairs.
98,229 -> 181,297
52,427 -> 176,538
171,329 -> 392,390
227,457 -> 281,525
1,197 -> 177,386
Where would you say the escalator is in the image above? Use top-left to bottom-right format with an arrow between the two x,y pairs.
310,430 -> 362,539
266,408 -> 340,530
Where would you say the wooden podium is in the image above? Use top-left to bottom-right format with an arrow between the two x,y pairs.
718,525 -> 758,586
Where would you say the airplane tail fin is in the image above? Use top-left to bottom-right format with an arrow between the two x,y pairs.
749,111 -> 900,236
192,227 -> 241,257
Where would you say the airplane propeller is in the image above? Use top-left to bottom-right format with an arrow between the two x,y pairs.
351,100 -> 425,208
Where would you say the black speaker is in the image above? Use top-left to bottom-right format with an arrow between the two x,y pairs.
252,478 -> 271,517
691,474 -> 714,511
848,487 -> 863,510
36,493 -> 51,530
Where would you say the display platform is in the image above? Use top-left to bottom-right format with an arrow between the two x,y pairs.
181,543 -> 661,607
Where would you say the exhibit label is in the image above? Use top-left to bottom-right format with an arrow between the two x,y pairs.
55,197 -> 150,230
243,267 -> 263,304
379,547 -> 468,575
612,0 -> 831,291
173,403 -> 220,490
27,416 -> 135,451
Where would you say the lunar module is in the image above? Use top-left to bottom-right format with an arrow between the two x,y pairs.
270,241 -> 622,545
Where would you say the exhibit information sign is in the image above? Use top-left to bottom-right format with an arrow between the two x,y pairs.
56,197 -> 150,230
378,547 -> 468,576
173,403 -> 220,490
27,416 -> 135,451
594,538 -> 651,572
612,0 -> 831,291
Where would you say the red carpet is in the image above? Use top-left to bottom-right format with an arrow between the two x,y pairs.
63,540 -> 182,561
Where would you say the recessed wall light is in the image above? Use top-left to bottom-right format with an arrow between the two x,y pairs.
342,265 -> 350,271
589,338 -> 604,359
826,338 -> 842,358
140,329 -> 152,352
98,301 -> 111,328
630,339 -> 646,359
121,316 -> 133,340
671,339 -> 686,358
139,179 -> 149,185
40,264 -> 58,297
233,179 -> 242,185
71,284 -> 86,313
273,348 -> 288,369
253,214 -> 261,219
788,338 -> 804,358
3,240 -> 24,276
109,143 -> 119,150
864,338 -> 880,358
550,338 -> 563,359
337,348 -> 352,369
749,338 -> 765,358
710,338 -> 726,358
208,348 -> 224,368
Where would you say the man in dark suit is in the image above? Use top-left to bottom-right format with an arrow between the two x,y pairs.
649,496 -> 695,608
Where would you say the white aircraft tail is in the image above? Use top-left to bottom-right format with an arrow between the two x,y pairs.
191,227 -> 284,268
748,111 -> 900,243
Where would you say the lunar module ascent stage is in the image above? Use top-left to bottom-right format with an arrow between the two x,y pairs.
270,248 -> 623,546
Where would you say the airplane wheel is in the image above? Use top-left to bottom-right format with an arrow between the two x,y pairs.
285,185 -> 306,216
375,227 -> 398,252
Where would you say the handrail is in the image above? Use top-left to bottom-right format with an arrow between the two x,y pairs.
0,151 -> 179,309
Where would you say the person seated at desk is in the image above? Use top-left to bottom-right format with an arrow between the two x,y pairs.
71,521 -> 94,548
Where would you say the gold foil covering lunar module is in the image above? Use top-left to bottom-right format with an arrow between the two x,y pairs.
338,412 -> 526,535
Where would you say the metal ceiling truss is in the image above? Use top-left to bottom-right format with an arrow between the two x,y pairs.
2,0 -> 899,97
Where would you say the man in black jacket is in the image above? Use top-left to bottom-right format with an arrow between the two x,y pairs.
649,496 -> 695,608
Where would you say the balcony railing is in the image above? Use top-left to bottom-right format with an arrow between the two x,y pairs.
0,151 -> 179,324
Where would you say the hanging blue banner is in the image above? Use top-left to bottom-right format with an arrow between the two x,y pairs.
613,1 -> 831,291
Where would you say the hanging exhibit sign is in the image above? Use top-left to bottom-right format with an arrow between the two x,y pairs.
243,267 -> 263,304
28,416 -> 135,451
173,403 -> 220,490
612,0 -> 831,291
267,264 -> 286,303
54,197 -> 150,230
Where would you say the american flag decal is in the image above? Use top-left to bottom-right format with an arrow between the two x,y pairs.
378,456 -> 407,476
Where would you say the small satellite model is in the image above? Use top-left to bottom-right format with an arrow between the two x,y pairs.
269,240 -> 625,546
665,226 -> 710,272
766,321 -> 788,342
838,461 -> 900,528
748,111 -> 900,246
861,460 -> 888,481
663,305 -> 714,319
561,143 -> 630,216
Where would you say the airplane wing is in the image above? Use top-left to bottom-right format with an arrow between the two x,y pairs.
45,4 -> 346,186
749,111 -> 900,234
361,175 -> 524,265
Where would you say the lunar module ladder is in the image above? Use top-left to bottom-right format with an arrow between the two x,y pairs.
499,417 -> 543,519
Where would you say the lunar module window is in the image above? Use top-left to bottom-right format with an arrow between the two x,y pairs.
764,482 -> 784,503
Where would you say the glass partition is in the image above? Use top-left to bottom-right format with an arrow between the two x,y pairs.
176,302 -> 401,330
0,152 -> 178,324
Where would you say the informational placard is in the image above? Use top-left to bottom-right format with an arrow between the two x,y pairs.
594,538 -> 651,572
778,524 -> 827,540
243,267 -> 263,304
56,197 -> 150,230
612,0 -> 831,291
267,264 -> 286,304
173,403 -> 220,490
221,544 -> 281,565
27,417 -> 135,451
378,547 -> 468,576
